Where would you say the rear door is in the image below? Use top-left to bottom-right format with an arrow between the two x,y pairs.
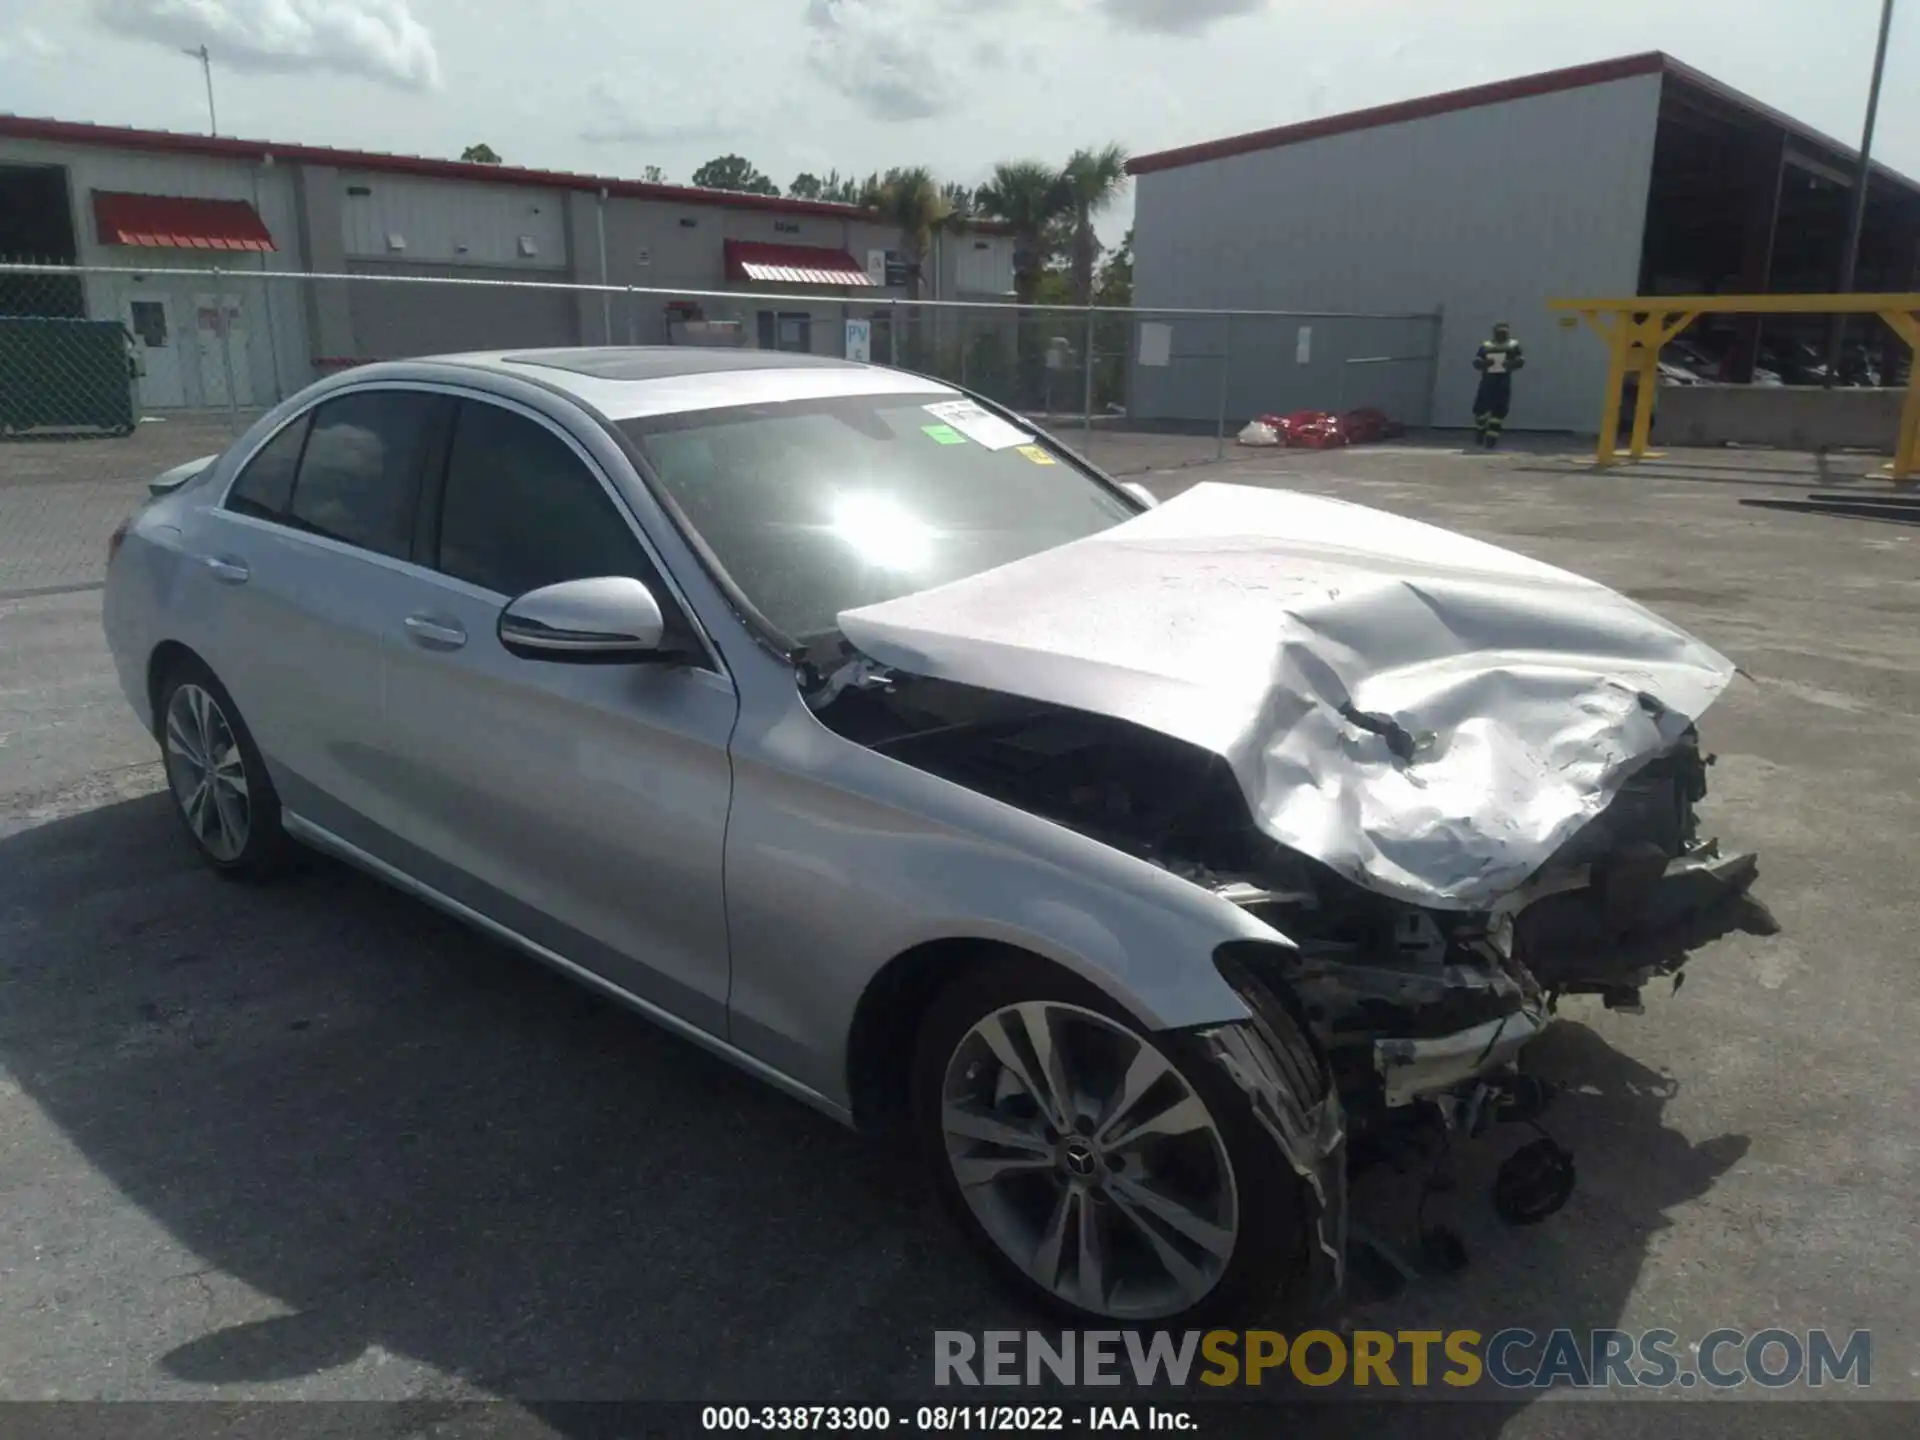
189,387 -> 451,839
376,394 -> 738,1035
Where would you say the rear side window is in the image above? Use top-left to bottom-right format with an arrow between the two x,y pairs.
435,400 -> 656,598
286,391 -> 441,560
225,414 -> 309,520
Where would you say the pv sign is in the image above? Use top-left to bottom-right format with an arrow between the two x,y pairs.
845,318 -> 873,363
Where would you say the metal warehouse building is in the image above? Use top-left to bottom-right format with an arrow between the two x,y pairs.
1127,52 -> 1920,433
0,116 -> 1014,413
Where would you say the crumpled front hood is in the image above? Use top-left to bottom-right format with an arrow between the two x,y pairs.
837,482 -> 1736,910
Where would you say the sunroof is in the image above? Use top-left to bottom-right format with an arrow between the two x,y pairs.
501,348 -> 861,381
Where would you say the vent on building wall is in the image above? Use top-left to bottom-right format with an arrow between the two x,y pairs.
346,184 -> 372,197
385,232 -> 406,252
679,217 -> 698,228
518,235 -> 538,257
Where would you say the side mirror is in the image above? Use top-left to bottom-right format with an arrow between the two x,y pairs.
498,576 -> 672,662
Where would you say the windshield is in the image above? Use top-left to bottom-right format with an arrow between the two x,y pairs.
619,393 -> 1136,643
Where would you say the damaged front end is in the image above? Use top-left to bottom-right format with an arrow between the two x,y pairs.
817,668 -> 1770,1115
813,479 -> 1778,1295
813,661 -> 1774,1294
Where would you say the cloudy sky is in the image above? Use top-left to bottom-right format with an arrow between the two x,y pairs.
1,0 -> 1915,243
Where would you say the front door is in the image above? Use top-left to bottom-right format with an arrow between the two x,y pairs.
378,394 -> 737,1035
193,292 -> 253,408
125,294 -> 185,408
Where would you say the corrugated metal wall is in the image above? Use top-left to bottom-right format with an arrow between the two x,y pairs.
0,136 -> 314,409
1132,73 -> 1663,432
339,171 -> 568,268
328,171 -> 576,354
949,234 -> 1015,298
342,260 -> 579,358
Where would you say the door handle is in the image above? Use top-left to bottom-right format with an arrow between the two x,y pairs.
404,614 -> 467,650
201,555 -> 250,585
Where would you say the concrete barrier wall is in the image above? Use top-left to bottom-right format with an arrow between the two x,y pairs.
1656,384 -> 1906,451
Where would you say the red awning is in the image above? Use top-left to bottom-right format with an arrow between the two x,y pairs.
724,240 -> 875,286
93,190 -> 277,252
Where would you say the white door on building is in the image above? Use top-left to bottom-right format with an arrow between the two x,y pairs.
193,293 -> 254,409
124,294 -> 186,409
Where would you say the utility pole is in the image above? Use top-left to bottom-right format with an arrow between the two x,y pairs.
182,45 -> 218,136
1826,0 -> 1897,386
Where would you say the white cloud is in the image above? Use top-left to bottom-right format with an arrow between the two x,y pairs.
91,0 -> 440,90
0,22 -> 61,62
803,0 -> 965,122
1099,0 -> 1266,37
578,75 -> 775,146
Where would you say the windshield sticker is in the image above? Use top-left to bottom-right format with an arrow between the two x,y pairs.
1016,444 -> 1056,465
923,399 -> 1031,451
921,423 -> 968,445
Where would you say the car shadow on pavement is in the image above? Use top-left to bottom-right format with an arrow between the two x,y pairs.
0,793 -> 1748,1423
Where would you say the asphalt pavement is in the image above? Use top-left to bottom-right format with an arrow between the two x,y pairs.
2,423 -> 1915,1432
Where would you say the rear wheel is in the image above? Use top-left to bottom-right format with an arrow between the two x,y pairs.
157,656 -> 294,880
911,957 -> 1311,1323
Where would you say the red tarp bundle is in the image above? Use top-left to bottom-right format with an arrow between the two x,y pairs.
1252,408 -> 1405,449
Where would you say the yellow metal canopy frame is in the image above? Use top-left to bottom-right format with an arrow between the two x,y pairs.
1546,294 -> 1920,480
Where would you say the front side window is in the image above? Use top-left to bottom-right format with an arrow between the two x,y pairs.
225,412 -> 309,521
286,390 -> 441,560
620,394 -> 1134,643
435,400 -> 656,599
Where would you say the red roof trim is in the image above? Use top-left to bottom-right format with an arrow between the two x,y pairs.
723,240 -> 875,285
93,190 -> 277,251
0,113 -> 871,221
1127,52 -> 1670,175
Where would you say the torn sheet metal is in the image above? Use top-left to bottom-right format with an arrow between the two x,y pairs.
1374,1008 -> 1548,1108
838,482 -> 1736,909
1202,1023 -> 1347,1301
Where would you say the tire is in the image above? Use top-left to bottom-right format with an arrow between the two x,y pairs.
910,954 -> 1314,1324
155,654 -> 297,881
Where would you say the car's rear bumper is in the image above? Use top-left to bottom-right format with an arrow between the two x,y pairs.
101,562 -> 154,734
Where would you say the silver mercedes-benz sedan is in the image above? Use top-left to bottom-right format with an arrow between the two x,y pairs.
104,348 -> 1772,1323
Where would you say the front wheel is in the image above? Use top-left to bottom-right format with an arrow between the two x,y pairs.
911,958 -> 1312,1324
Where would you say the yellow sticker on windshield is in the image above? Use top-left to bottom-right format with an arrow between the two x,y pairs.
1017,444 -> 1056,465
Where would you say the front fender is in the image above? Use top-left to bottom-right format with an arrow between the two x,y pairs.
723,696 -> 1295,1108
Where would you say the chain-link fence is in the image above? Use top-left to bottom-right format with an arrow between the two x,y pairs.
0,260 -> 1441,600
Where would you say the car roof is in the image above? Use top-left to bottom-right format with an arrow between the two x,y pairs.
384,346 -> 962,421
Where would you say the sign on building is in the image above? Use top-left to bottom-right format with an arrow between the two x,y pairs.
845,318 -> 872,363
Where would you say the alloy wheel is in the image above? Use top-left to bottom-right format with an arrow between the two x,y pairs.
940,1000 -> 1239,1320
164,682 -> 251,863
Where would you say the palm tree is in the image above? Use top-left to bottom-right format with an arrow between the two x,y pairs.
976,160 -> 1069,306
871,166 -> 952,301
867,167 -> 953,370
1063,144 -> 1129,307
939,180 -> 975,226
976,161 -> 1072,405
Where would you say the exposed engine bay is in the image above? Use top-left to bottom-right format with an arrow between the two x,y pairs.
817,672 -> 1772,1109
